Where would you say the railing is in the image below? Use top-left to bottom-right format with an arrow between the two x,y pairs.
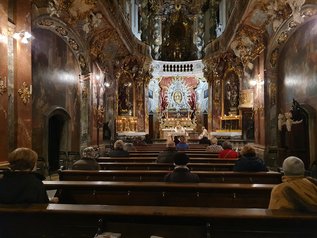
152,60 -> 204,77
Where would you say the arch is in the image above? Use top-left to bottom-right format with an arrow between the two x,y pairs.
43,107 -> 71,174
32,15 -> 91,75
265,4 -> 317,164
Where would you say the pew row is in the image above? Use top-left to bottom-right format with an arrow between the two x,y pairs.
44,181 -> 273,208
59,170 -> 282,184
0,204 -> 316,238
98,162 -> 235,171
118,152 -> 221,158
97,157 -> 237,163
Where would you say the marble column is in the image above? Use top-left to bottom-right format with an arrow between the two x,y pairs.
79,73 -> 91,148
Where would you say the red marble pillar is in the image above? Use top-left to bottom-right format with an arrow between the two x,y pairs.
14,0 -> 32,148
0,0 -> 9,161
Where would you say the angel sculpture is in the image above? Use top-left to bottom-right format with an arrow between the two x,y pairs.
278,113 -> 286,131
284,111 -> 303,132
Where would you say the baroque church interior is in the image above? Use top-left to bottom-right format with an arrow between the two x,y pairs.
1,0 -> 315,170
1,0 -> 317,237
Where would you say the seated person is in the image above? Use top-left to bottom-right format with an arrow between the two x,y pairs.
176,135 -> 189,151
199,136 -> 211,145
108,140 -> 130,157
164,152 -> 200,183
206,137 -> 223,153
269,156 -> 317,212
72,146 -> 100,170
0,147 -> 49,203
198,126 -> 209,139
144,134 -> 153,144
156,141 -> 177,163
173,136 -> 180,145
123,142 -> 136,152
233,144 -> 268,172
218,141 -> 239,159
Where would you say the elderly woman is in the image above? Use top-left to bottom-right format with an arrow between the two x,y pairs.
233,144 -> 268,172
108,140 -> 130,157
206,137 -> 223,153
218,141 -> 239,159
0,147 -> 49,203
269,156 -> 317,212
72,146 -> 100,170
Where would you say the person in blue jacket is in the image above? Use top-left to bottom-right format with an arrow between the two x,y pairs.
233,144 -> 268,172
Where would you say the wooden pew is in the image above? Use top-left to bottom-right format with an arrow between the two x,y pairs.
133,144 -> 208,151
98,162 -> 235,171
97,157 -> 237,163
59,170 -> 282,183
123,152 -> 221,158
1,204 -> 316,238
44,180 -> 273,208
0,204 -> 317,238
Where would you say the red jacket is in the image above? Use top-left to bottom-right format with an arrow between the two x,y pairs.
218,149 -> 239,159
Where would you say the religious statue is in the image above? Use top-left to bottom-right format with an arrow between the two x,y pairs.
173,90 -> 183,104
198,126 -> 208,139
174,123 -> 185,134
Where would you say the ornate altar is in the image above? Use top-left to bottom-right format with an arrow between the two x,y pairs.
219,115 -> 242,131
116,116 -> 138,132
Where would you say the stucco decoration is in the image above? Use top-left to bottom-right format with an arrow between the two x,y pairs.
195,78 -> 208,113
33,17 -> 90,74
148,78 -> 160,113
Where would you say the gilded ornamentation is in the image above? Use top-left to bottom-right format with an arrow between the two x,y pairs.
264,1 -> 292,32
302,8 -> 317,17
277,31 -> 288,44
68,38 -> 79,51
270,82 -> 277,106
94,105 -> 104,128
38,19 -> 54,27
230,25 -> 264,66
78,54 -> 87,72
18,82 -> 31,105
0,77 -> 7,95
270,48 -> 279,68
55,26 -> 68,36
288,21 -> 298,29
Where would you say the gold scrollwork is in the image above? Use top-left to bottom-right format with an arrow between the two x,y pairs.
82,85 -> 88,99
94,105 -> 105,128
0,77 -> 7,95
18,82 -> 31,104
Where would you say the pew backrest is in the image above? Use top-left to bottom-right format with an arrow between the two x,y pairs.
44,180 -> 274,208
1,204 -> 316,238
59,170 -> 282,184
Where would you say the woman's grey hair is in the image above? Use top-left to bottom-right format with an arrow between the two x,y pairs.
114,140 -> 124,150
222,141 -> 232,150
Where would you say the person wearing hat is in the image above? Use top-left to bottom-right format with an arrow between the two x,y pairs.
156,140 -> 178,163
164,152 -> 199,183
0,147 -> 49,203
72,146 -> 100,170
269,156 -> 317,212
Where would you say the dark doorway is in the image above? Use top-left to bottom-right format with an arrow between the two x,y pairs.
280,104 -> 310,169
149,114 -> 154,139
203,113 -> 208,130
48,115 -> 65,172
